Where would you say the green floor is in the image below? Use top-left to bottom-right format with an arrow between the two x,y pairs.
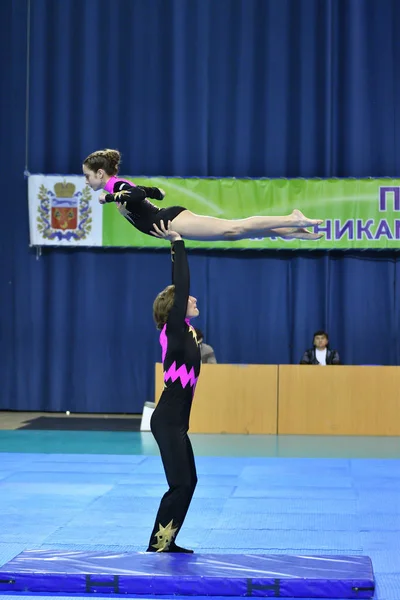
0,430 -> 399,457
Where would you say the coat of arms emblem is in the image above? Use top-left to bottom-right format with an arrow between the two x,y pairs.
37,181 -> 92,241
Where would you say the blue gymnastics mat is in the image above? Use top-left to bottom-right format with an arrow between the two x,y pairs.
0,549 -> 374,598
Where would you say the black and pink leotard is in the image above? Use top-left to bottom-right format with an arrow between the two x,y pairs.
146,239 -> 200,552
104,176 -> 186,236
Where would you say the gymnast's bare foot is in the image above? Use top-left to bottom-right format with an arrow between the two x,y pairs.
283,227 -> 323,241
290,209 -> 323,228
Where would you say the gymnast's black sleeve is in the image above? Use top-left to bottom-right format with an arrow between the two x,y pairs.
104,181 -> 164,203
166,240 -> 189,332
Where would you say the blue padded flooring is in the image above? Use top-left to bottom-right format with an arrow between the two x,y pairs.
0,448 -> 399,598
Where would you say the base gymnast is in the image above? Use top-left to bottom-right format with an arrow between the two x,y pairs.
146,220 -> 200,553
82,149 -> 323,241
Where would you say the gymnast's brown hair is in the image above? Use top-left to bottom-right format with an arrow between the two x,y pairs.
83,148 -> 121,176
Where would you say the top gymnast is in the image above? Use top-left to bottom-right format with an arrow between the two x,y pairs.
82,148 -> 323,241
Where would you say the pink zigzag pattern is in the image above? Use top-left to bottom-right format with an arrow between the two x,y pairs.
160,325 -> 168,363
164,361 -> 198,389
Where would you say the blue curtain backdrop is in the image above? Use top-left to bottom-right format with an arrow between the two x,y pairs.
2,0 -> 400,412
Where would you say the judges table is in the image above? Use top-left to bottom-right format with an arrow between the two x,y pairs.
154,363 -> 400,436
278,364 -> 400,436
154,363 -> 278,434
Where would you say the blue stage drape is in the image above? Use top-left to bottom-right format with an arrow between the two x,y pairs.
2,0 -> 400,412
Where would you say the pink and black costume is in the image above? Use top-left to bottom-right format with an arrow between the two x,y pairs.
104,176 -> 186,235
146,239 -> 200,553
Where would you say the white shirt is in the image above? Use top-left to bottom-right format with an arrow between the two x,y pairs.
316,348 -> 327,365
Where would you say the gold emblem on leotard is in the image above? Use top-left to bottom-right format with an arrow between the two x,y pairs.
188,325 -> 199,345
151,519 -> 179,552
113,190 -> 130,201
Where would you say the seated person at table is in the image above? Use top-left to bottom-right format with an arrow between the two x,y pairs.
194,329 -> 217,364
300,330 -> 341,365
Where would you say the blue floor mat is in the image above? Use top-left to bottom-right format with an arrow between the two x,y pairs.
0,453 -> 399,599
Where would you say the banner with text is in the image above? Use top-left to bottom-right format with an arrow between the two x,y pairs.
28,175 -> 400,249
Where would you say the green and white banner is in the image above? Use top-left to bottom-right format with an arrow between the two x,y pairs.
28,175 -> 400,249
